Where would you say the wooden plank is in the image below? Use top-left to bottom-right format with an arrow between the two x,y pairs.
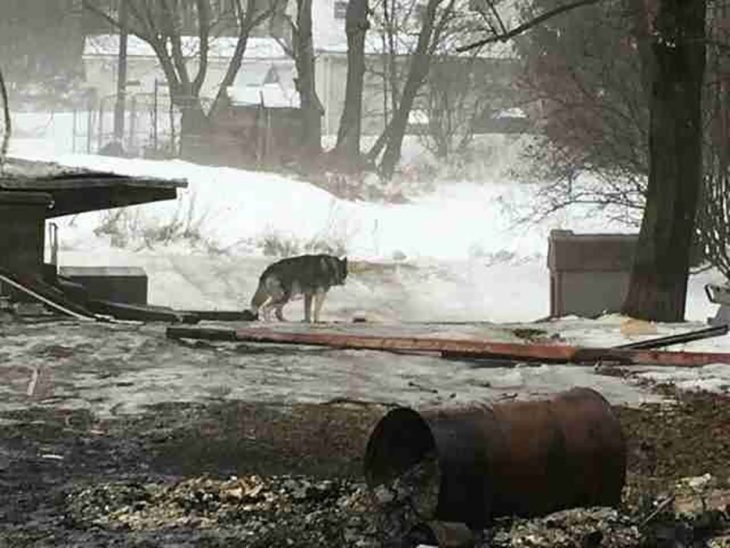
180,310 -> 257,322
168,326 -> 238,341
0,270 -> 96,321
166,326 -> 730,367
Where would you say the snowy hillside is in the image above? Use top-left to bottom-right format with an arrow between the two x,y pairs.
9,149 -> 725,324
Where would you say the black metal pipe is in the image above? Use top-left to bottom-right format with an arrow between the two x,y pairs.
615,324 -> 728,350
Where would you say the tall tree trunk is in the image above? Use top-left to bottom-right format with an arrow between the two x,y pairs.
622,0 -> 706,321
295,0 -> 322,155
113,0 -> 128,143
0,66 -> 11,169
175,83 -> 210,155
626,0 -> 654,104
333,0 -> 369,164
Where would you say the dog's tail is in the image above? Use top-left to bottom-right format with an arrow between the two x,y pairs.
249,281 -> 268,314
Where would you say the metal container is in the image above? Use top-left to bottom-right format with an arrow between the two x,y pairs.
363,387 -> 626,528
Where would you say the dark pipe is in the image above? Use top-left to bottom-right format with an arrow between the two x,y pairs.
363,387 -> 626,529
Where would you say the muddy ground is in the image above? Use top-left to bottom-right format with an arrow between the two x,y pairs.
2,322 -> 730,546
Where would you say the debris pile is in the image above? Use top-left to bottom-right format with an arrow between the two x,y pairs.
487,508 -> 642,547
64,473 -> 730,547
369,450 -> 441,545
65,475 -> 382,546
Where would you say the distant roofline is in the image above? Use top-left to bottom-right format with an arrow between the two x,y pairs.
83,33 -> 518,61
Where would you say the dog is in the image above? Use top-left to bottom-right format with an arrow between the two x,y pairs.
250,254 -> 348,323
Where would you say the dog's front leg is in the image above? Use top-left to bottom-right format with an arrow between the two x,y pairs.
304,294 -> 313,323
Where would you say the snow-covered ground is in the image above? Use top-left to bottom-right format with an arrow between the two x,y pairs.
4,141 -> 730,414
12,147 -> 721,322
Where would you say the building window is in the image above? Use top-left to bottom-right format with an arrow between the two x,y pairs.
334,1 -> 348,19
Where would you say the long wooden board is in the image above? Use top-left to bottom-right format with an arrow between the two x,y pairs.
166,326 -> 730,367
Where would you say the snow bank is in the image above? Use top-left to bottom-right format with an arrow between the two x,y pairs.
8,150 -> 724,326
18,152 -> 632,261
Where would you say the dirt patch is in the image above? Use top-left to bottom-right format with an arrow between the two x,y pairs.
0,400 -> 386,546
2,385 -> 730,545
617,389 -> 730,506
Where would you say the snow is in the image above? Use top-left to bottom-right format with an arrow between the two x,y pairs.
8,147 -> 722,327
636,364 -> 730,393
84,35 -> 289,60
12,148 -> 633,262
315,31 -> 517,58
227,83 -> 300,108
3,144 -> 730,416
0,322 -> 660,418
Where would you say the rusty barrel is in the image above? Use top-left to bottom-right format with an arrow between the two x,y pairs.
363,387 -> 626,528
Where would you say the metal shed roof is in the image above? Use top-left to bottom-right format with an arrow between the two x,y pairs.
0,159 -> 187,217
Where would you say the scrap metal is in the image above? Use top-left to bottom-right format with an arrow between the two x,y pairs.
363,387 -> 626,528
614,324 -> 729,350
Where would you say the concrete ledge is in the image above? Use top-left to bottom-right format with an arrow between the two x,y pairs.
59,266 -> 148,305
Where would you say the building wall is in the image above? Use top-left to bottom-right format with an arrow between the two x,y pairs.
84,49 -> 522,139
316,54 -> 524,137
83,55 -> 292,105
0,194 -> 50,279
82,0 -> 286,37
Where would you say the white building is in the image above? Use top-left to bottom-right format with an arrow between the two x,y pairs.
80,0 -> 519,138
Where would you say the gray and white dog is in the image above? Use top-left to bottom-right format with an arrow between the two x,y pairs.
250,254 -> 348,322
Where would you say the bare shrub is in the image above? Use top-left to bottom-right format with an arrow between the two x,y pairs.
257,201 -> 352,258
93,194 -> 221,253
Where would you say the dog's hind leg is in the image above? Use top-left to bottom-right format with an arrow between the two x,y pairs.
313,289 -> 327,323
275,303 -> 287,321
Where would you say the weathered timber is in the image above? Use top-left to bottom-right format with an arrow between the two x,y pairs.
614,324 -> 729,350
0,267 -> 96,321
168,326 -> 239,341
179,310 -> 257,322
165,325 -> 730,367
87,300 -> 200,324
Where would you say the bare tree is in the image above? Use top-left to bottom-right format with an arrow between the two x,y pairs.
332,0 -> 370,166
692,1 -> 730,281
276,0 -> 324,155
419,14 -> 516,163
82,0 -> 278,137
510,0 -> 650,221
367,0 -> 458,179
0,1 -> 84,105
622,0 -> 706,321
462,0 -> 709,320
0,66 -> 10,171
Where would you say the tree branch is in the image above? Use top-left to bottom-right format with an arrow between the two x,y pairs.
0,66 -> 10,171
485,0 -> 508,36
456,0 -> 602,52
192,0 -> 212,95
160,0 -> 191,88
82,0 -> 146,37
210,0 -> 282,113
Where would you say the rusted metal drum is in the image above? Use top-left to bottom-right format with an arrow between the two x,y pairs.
363,387 -> 626,528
